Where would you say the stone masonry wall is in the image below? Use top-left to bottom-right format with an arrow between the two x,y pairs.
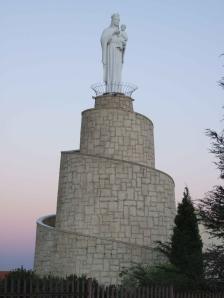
94,94 -> 134,112
55,151 -> 175,247
34,94 -> 176,284
35,220 -> 165,284
34,221 -> 55,275
80,109 -> 155,168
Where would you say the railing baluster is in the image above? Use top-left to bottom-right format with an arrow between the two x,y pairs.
146,286 -> 149,298
42,278 -> 46,298
106,286 -> 110,298
150,285 -> 154,298
49,278 -> 53,298
111,287 -> 115,298
71,277 -> 75,297
37,278 -> 40,298
96,283 -> 100,298
170,286 -> 174,298
60,279 -> 64,298
4,278 -> 7,296
10,279 -> 14,298
81,278 -> 85,298
120,287 -> 124,298
87,278 -> 92,298
2,279 -> 224,298
142,287 -> 146,298
100,285 -> 105,298
124,287 -> 128,298
16,278 -> 20,297
23,279 -> 26,297
66,278 -> 70,297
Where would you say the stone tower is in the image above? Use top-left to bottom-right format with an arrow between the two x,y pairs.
34,93 -> 176,284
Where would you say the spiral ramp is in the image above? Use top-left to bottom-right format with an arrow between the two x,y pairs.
34,94 -> 176,284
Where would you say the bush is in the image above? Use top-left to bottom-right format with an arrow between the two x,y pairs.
120,263 -> 206,290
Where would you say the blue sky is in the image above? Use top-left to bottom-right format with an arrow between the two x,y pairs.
0,0 -> 223,269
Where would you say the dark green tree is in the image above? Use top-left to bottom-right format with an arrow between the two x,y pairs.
121,187 -> 204,289
169,187 -> 204,279
158,188 -> 204,280
198,119 -> 224,284
198,59 -> 224,284
219,54 -> 224,89
219,78 -> 224,89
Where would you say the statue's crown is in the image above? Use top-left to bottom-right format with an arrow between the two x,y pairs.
111,13 -> 120,19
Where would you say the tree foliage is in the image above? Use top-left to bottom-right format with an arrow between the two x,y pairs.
169,187 -> 204,279
2,267 -> 91,283
205,129 -> 224,179
199,185 -> 224,239
121,188 -> 204,288
198,128 -> 224,284
219,77 -> 224,89
198,61 -> 224,285
119,263 -> 205,289
204,245 -> 224,284
158,188 -> 204,280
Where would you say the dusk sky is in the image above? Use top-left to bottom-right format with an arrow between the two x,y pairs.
1,1 -> 223,270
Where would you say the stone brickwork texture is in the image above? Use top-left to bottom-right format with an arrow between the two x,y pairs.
34,94 -> 176,284
80,109 -> 155,167
94,94 -> 134,112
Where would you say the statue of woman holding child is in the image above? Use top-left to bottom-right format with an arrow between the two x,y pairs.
101,13 -> 128,91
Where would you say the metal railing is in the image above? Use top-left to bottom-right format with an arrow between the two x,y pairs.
1,278 -> 224,298
91,82 -> 138,97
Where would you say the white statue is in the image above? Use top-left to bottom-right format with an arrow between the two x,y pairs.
120,24 -> 128,63
101,14 -> 128,92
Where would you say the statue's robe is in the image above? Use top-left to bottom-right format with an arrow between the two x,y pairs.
101,26 -> 123,91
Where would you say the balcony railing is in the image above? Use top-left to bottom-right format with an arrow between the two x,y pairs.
91,82 -> 138,97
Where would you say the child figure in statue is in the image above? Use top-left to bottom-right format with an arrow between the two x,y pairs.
112,24 -> 128,64
120,25 -> 128,47
119,24 -> 128,63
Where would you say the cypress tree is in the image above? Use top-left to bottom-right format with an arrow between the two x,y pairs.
170,187 -> 204,279
122,188 -> 204,288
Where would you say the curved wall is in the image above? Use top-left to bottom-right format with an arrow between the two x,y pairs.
34,94 -> 176,284
50,229 -> 164,284
80,109 -> 155,168
34,216 -> 55,275
34,216 -> 165,284
55,151 -> 175,247
94,94 -> 134,112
